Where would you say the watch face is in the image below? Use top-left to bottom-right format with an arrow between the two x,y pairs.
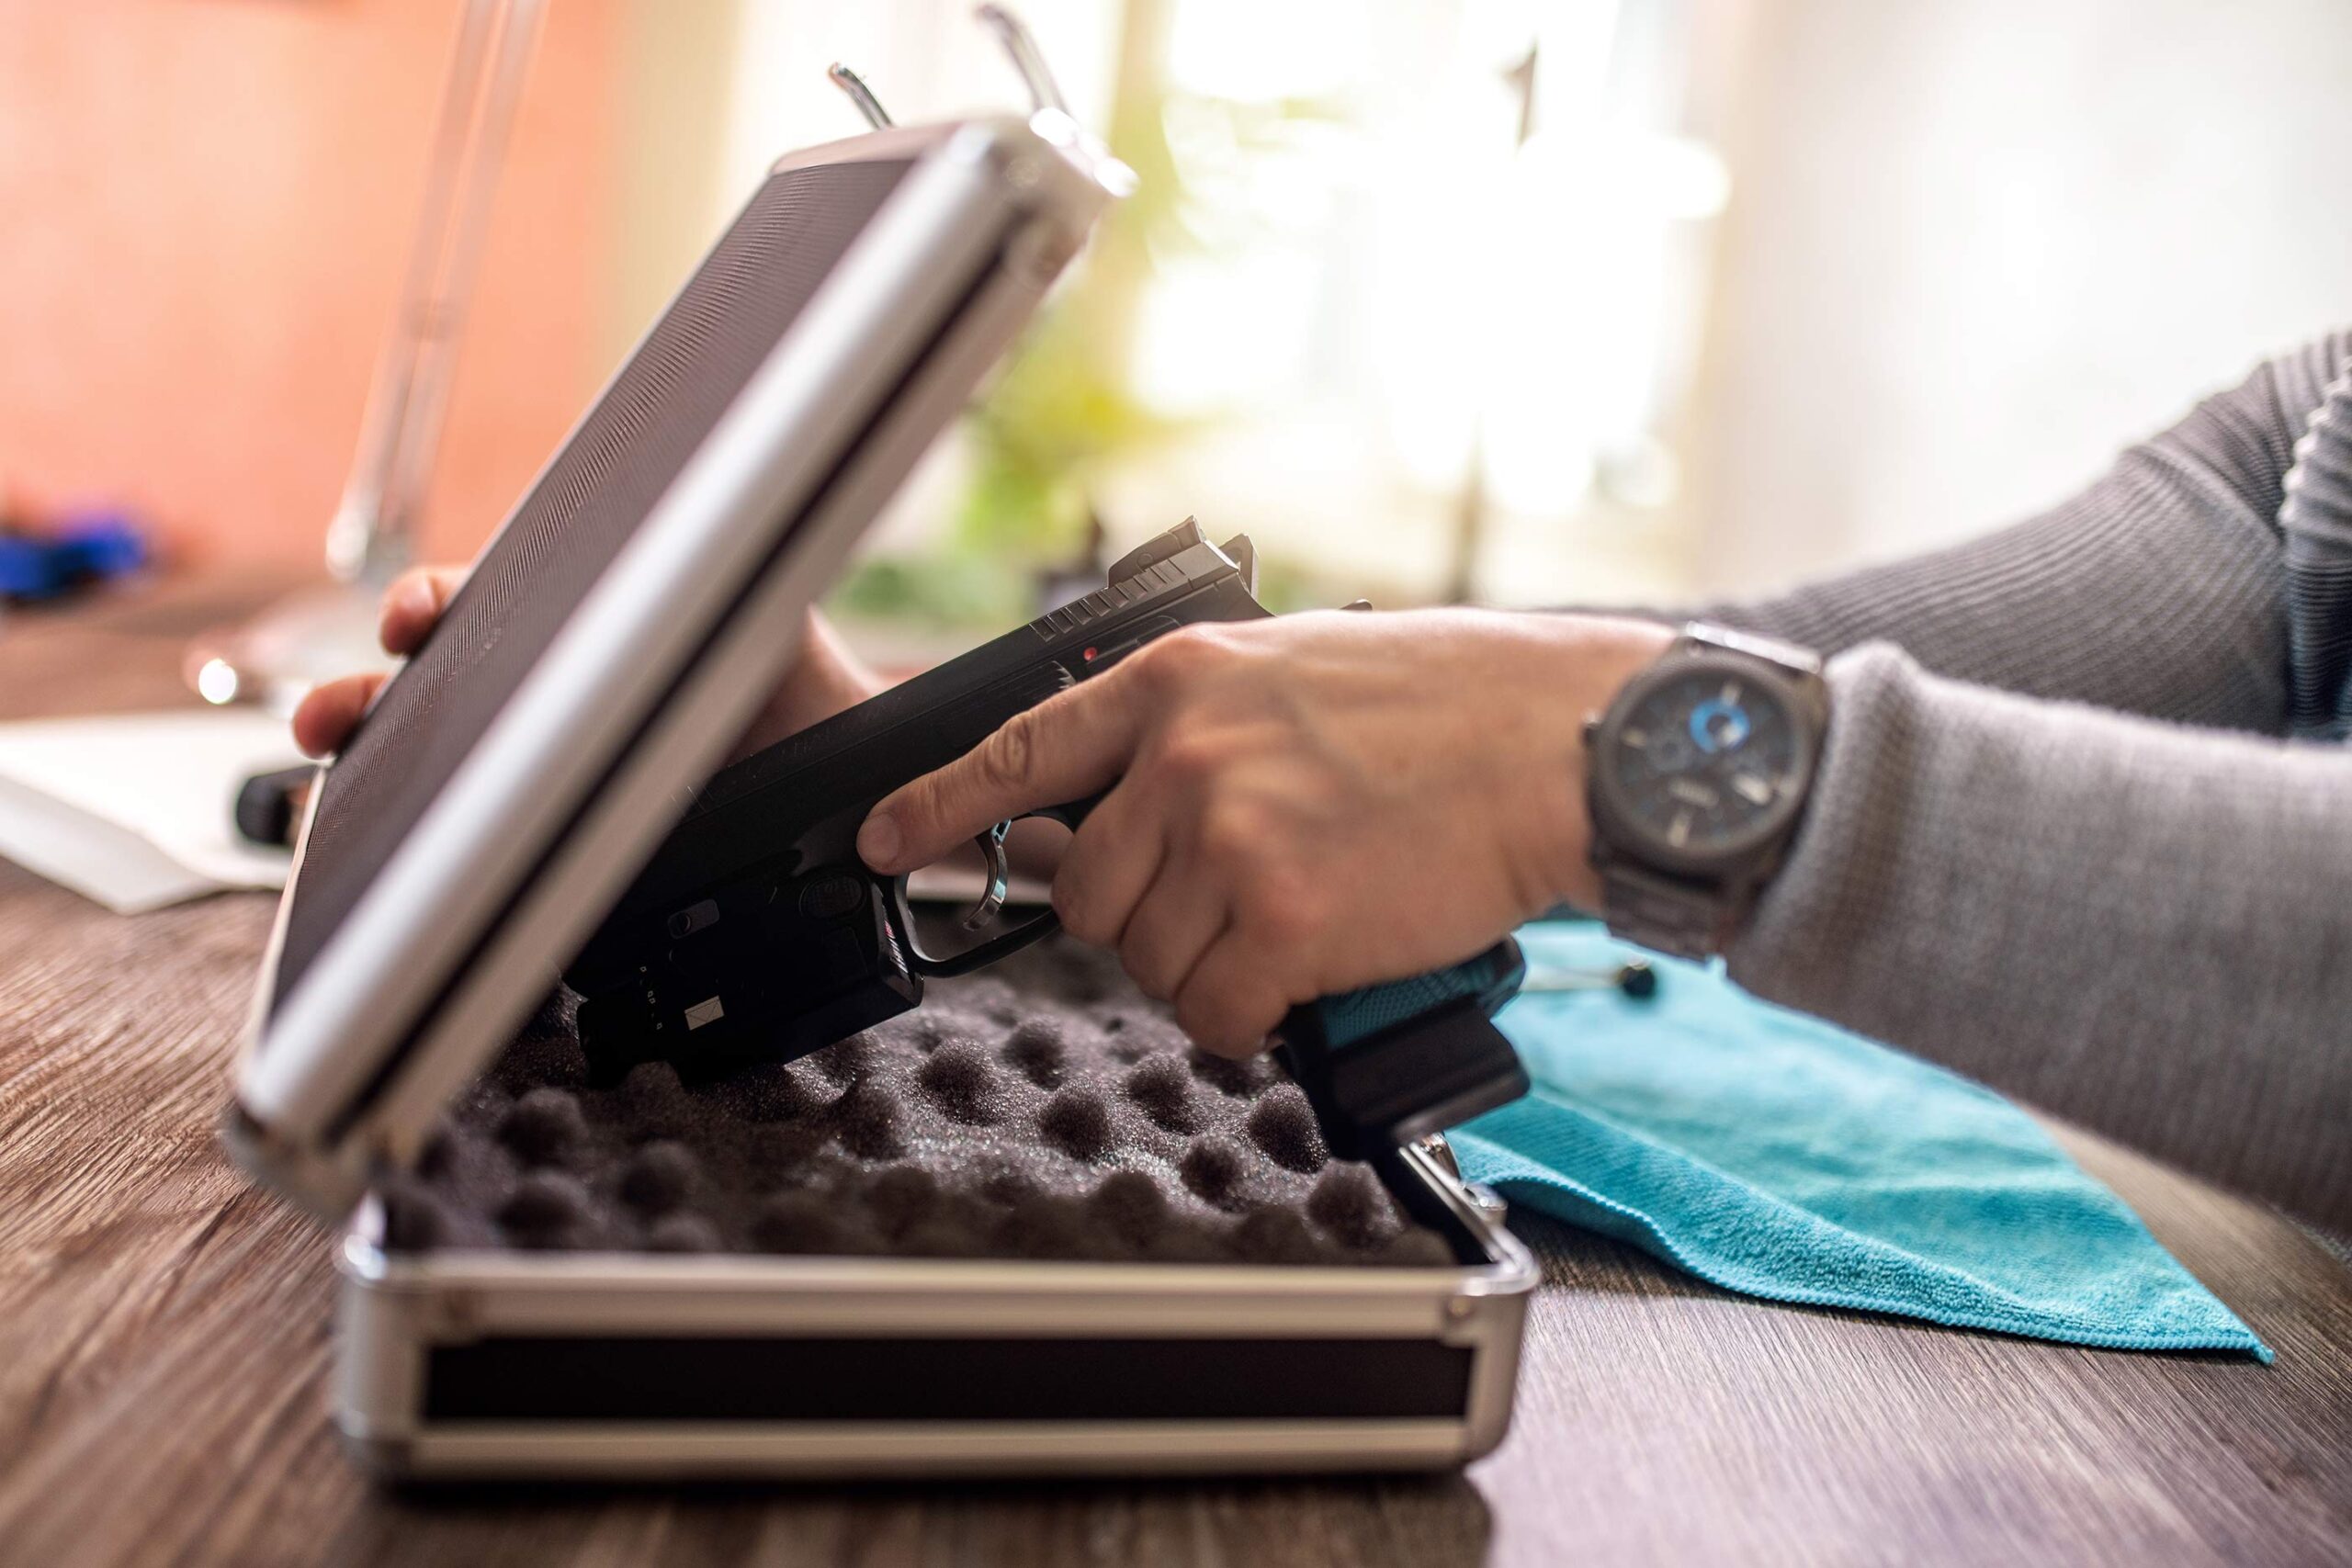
1597,656 -> 1813,872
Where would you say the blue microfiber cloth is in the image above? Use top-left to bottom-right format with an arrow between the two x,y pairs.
1451,922 -> 2270,1359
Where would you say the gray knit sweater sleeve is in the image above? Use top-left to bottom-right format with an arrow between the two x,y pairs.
1709,333 -> 2352,1230
1714,332 -> 2350,731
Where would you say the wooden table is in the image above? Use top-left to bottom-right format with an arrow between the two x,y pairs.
1,579 -> 2346,1567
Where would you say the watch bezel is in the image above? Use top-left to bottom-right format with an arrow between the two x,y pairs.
1587,649 -> 1821,879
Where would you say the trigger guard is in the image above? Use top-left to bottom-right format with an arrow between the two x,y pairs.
885,795 -> 1100,978
890,886 -> 1064,978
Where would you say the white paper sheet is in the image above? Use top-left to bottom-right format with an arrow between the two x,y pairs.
0,709 -> 298,913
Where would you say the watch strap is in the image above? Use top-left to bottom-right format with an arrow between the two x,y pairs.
1595,861 -> 1744,962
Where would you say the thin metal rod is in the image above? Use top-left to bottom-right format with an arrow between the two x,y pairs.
826,62 -> 893,130
975,4 -> 1069,114
325,0 -> 546,585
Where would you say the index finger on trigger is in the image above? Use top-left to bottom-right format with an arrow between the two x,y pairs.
858,676 -> 1142,875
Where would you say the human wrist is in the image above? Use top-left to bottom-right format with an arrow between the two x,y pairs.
1514,615 -> 1675,916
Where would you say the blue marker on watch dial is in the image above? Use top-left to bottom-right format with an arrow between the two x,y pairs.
1608,670 -> 1801,854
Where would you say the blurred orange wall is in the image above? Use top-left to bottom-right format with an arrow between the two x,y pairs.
0,0 -> 620,572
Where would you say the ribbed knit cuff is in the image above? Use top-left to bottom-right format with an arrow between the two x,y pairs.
1724,641 -> 1925,1021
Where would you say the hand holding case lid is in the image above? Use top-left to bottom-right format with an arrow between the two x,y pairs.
231,115 -> 1124,1216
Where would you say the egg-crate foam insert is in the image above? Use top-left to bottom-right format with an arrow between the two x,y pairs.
379,935 -> 1457,1268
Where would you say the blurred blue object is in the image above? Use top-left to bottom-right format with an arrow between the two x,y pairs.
0,512 -> 150,602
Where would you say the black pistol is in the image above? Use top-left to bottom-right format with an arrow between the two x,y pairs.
564,517 -> 1530,1157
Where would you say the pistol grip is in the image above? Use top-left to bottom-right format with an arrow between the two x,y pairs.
1277,939 -> 1530,1160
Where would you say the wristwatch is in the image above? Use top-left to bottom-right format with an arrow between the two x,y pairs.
1583,623 -> 1828,960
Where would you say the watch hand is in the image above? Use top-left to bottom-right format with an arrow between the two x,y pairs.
1668,777 -> 1720,808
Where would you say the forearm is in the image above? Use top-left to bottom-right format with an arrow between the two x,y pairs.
1711,460 -> 2289,729
1728,643 -> 2352,1230
1712,332 -> 2352,734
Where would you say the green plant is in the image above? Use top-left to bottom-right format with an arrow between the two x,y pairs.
830,3 -> 1349,631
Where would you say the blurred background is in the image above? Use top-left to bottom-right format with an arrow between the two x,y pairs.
2,0 -> 2348,644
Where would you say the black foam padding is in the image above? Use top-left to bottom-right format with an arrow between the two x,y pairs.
381,937 -> 1458,1268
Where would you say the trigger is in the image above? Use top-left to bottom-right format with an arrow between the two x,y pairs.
963,820 -> 1013,931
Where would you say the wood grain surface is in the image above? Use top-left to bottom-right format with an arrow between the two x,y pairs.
0,579 -> 2346,1568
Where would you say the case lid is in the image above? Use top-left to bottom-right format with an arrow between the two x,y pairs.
230,117 -> 1125,1218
